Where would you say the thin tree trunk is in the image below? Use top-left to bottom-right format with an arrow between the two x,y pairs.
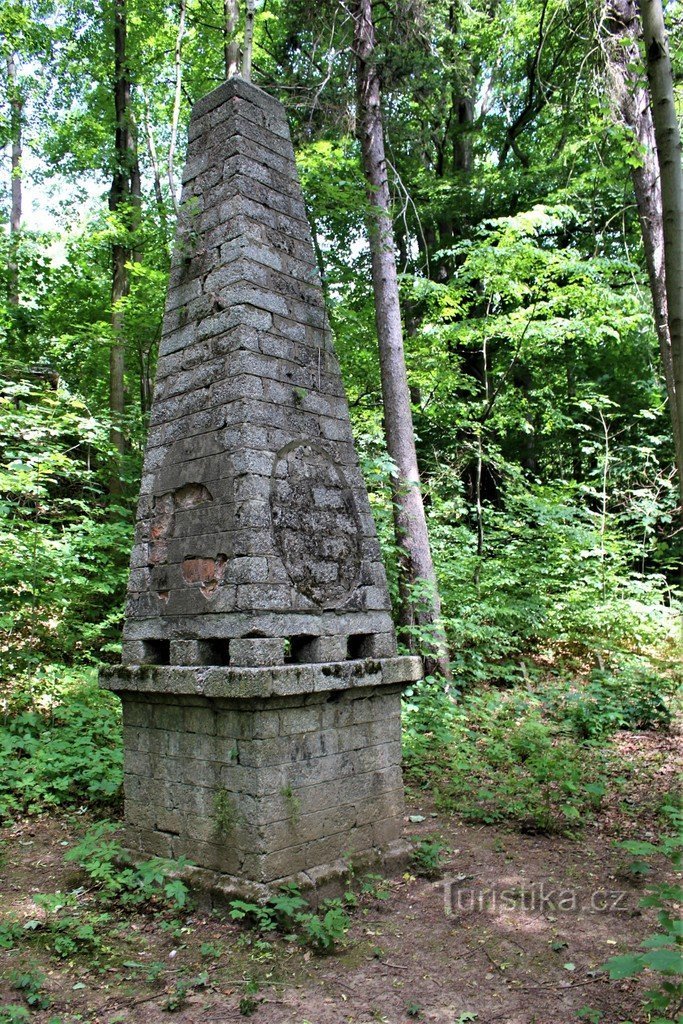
168,0 -> 186,217
601,0 -> 682,497
109,0 -> 135,493
353,0 -> 450,677
637,0 -> 683,500
242,0 -> 255,81
224,0 -> 240,78
6,54 -> 22,306
141,92 -> 168,234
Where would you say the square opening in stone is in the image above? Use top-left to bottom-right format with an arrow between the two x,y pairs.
347,634 -> 373,659
200,639 -> 230,665
140,639 -> 171,665
286,635 -> 316,663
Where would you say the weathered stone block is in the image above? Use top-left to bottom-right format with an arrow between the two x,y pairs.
229,637 -> 285,667
106,662 -> 413,884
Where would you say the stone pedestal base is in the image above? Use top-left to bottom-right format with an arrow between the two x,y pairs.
100,657 -> 421,889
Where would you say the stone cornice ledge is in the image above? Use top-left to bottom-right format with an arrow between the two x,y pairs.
100,656 -> 423,699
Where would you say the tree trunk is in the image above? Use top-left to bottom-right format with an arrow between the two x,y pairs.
601,0 -> 682,497
637,0 -> 683,500
167,0 -> 186,217
6,54 -> 22,306
109,0 -> 135,493
141,92 -> 168,235
224,0 -> 240,78
242,0 -> 255,81
352,0 -> 450,677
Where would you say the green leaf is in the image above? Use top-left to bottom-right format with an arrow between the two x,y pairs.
601,954 -> 644,980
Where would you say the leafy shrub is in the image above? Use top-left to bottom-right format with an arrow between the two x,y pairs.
0,823 -> 191,966
598,804 -> 683,1022
411,839 -> 448,879
64,820 -> 190,910
557,659 -> 677,739
26,892 -> 110,958
428,482 -> 677,685
0,371 -> 133,674
0,667 -> 122,821
402,674 -> 461,770
405,688 -> 610,834
229,885 -> 351,953
0,1006 -> 31,1024
9,967 -> 51,1010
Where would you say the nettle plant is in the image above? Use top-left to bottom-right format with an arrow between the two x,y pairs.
599,804 -> 683,1022
229,885 -> 352,954
0,667 -> 123,821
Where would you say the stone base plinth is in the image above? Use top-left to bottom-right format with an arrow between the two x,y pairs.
100,656 -> 421,888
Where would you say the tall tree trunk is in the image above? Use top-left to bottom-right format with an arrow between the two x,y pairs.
223,0 -> 240,78
109,0 -> 135,493
353,0 -> 450,677
6,54 -> 22,306
637,0 -> 683,500
242,0 -> 255,81
141,92 -> 168,235
167,0 -> 186,217
601,0 -> 682,497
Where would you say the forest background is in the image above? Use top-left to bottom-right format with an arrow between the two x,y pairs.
1,0 -> 680,686
0,1 -> 682,1018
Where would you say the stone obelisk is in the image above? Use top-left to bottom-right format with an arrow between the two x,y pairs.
100,77 -> 422,893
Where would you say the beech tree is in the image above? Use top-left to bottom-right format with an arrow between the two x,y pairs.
109,0 -> 140,491
352,0 -> 449,675
637,0 -> 683,502
5,53 -> 21,306
601,0 -> 682,496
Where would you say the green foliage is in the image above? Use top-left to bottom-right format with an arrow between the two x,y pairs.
556,659 -> 678,739
162,973 -> 208,1013
27,891 -> 109,959
229,885 -> 351,954
297,904 -> 351,953
358,874 -> 391,902
411,839 -> 449,879
238,977 -> 262,1017
63,820 -> 190,910
405,687 -> 612,835
162,979 -> 190,1013
599,805 -> 683,1021
0,371 -> 133,673
9,967 -> 51,1010
0,666 -> 122,821
0,822 -> 191,971
430,481 -> 676,683
213,788 -> 240,836
0,1007 -> 31,1024
280,785 -> 302,825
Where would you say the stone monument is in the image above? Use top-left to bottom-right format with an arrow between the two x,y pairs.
100,76 -> 422,894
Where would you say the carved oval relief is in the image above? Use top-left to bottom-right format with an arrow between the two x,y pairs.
270,441 -> 361,608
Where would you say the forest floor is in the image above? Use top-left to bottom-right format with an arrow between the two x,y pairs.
0,728 -> 680,1024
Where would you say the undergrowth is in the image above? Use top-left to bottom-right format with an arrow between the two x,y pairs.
403,654 -> 678,835
0,666 -> 122,821
229,885 -> 353,954
0,820 -> 190,967
592,802 -> 683,1024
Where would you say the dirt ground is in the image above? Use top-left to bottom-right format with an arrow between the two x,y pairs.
1,730 -> 680,1024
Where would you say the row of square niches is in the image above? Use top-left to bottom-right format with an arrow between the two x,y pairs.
133,633 -> 391,666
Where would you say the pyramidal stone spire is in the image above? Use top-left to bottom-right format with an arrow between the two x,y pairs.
101,78 -> 422,891
123,77 -> 395,667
